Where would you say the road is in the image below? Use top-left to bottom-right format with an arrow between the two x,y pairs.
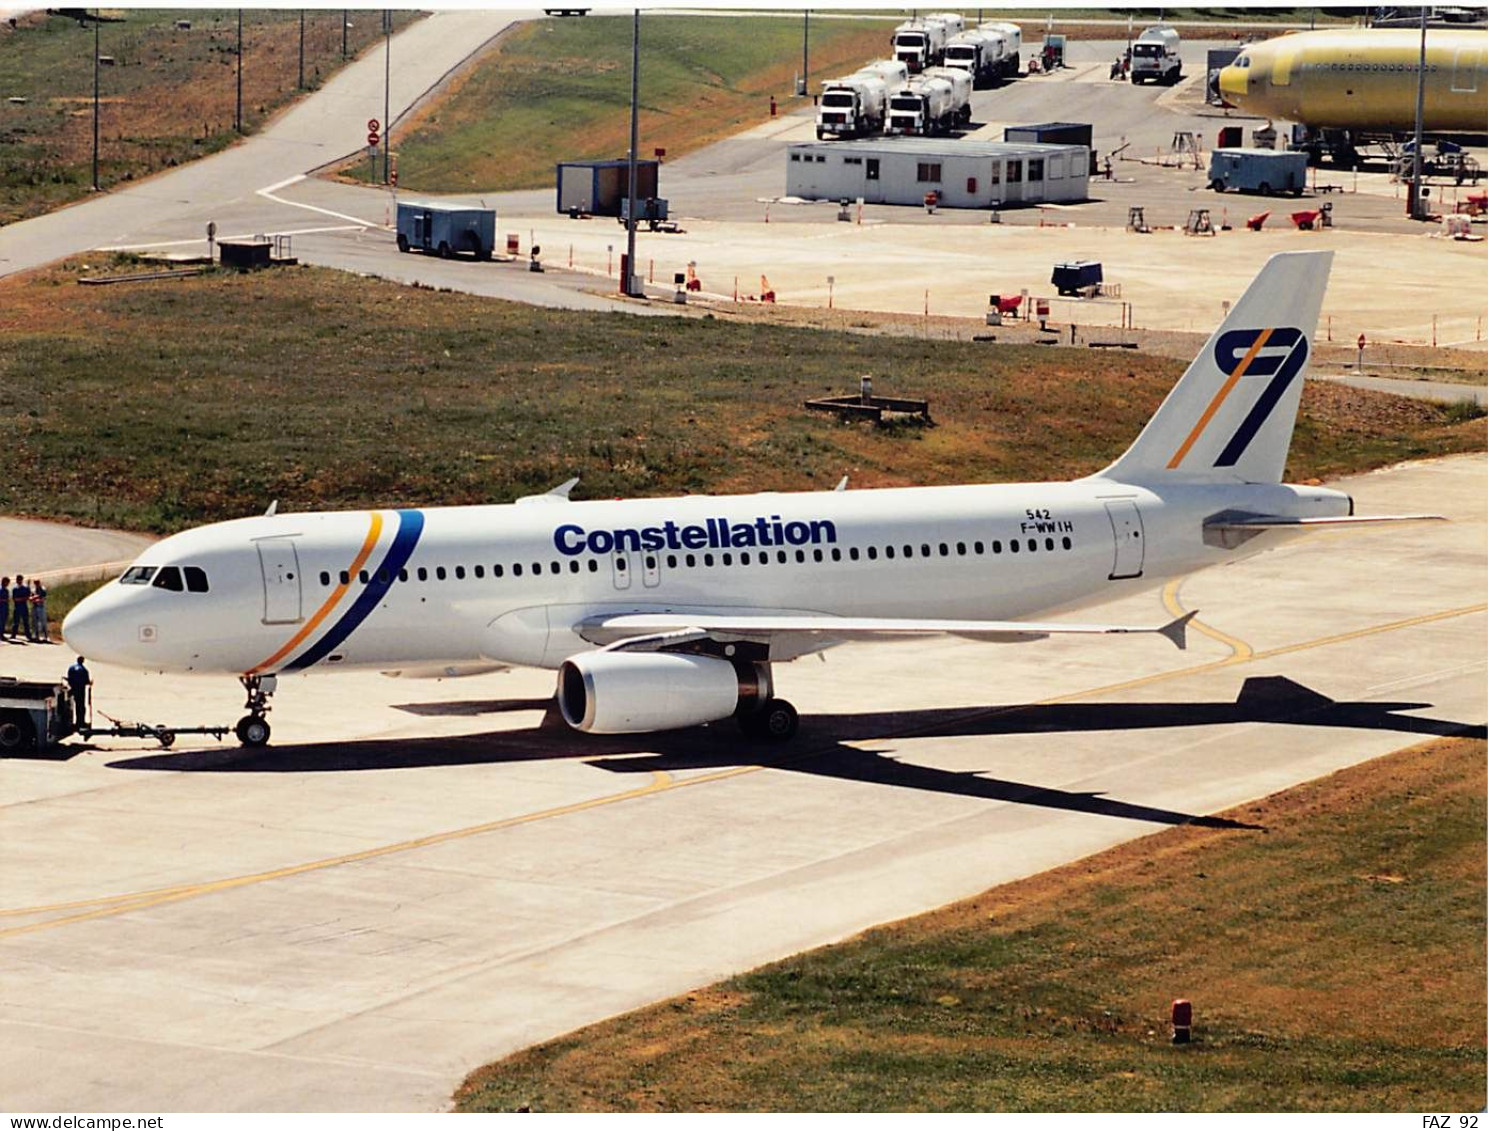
0,518 -> 153,583
0,455 -> 1481,1111
0,10 -> 531,281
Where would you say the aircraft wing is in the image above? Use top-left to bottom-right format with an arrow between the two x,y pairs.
579,610 -> 1197,660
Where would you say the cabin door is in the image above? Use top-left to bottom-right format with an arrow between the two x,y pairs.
1103,501 -> 1145,580
1452,48 -> 1481,93
611,551 -> 633,591
256,538 -> 303,624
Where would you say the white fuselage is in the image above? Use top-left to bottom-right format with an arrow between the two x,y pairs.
63,477 -> 1350,679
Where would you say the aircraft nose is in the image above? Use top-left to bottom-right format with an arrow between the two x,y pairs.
1218,64 -> 1248,104
61,586 -> 129,662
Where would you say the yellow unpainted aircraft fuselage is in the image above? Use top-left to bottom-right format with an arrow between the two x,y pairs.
1219,28 -> 1488,133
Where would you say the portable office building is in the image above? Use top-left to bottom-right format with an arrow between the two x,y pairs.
786,137 -> 1090,208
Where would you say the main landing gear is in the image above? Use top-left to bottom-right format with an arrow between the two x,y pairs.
236,674 -> 275,748
738,697 -> 799,742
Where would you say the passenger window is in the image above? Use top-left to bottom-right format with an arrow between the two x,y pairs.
686,554 -> 696,567
741,552 -> 751,565
1010,541 -> 1019,554
956,542 -> 966,555
359,569 -> 371,583
398,569 -> 409,582
903,545 -> 913,558
704,553 -> 714,567
377,568 -> 389,583
1027,539 -> 1037,552
886,546 -> 896,559
417,567 -> 428,582
455,566 -> 466,580
1062,536 -> 1072,550
152,566 -> 184,592
721,553 -> 732,566
475,565 -> 485,579
435,566 -> 446,581
551,562 -> 560,575
939,544 -> 948,557
569,561 -> 579,573
667,554 -> 678,568
868,547 -> 878,560
990,541 -> 1000,554
615,557 -> 627,572
922,544 -> 932,557
831,548 -> 841,562
813,549 -> 823,563
849,547 -> 860,561
514,564 -> 523,577
587,560 -> 598,573
533,562 -> 543,574
1045,538 -> 1055,551
975,541 -> 985,554
776,551 -> 787,564
340,570 -> 351,585
319,571 -> 331,587
183,565 -> 210,592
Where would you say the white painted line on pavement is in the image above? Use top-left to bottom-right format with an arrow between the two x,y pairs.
256,186 -> 385,229
259,174 -> 308,195
100,225 -> 365,252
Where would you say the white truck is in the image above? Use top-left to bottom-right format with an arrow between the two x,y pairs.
978,21 -> 1023,77
884,66 -> 972,136
944,28 -> 1007,88
816,71 -> 888,139
891,17 -> 951,73
1130,25 -> 1183,85
858,58 -> 909,87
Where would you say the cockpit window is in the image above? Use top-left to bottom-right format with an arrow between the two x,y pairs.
1236,55 -> 1250,68
120,566 -> 157,585
151,566 -> 184,592
183,566 -> 209,593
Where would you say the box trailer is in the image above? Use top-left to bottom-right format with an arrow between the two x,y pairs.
1005,123 -> 1095,175
1208,148 -> 1307,196
556,159 -> 661,217
395,202 -> 496,259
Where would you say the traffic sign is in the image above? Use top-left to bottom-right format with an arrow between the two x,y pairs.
1357,333 -> 1366,350
367,130 -> 380,147
367,117 -> 380,132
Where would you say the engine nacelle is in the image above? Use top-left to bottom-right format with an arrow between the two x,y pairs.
558,651 -> 771,734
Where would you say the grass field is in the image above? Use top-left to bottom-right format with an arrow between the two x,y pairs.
1,260 -> 1481,534
340,14 -> 892,193
0,9 -> 416,226
456,735 -> 1487,1112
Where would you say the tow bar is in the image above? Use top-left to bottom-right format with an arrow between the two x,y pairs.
82,713 -> 231,749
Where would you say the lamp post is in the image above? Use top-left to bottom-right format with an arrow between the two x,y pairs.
624,8 -> 641,297
298,9 -> 305,90
802,9 -> 809,95
1410,5 -> 1428,220
91,13 -> 99,190
382,10 -> 392,184
235,9 -> 243,133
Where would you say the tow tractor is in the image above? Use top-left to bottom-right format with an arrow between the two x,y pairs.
0,675 -> 231,752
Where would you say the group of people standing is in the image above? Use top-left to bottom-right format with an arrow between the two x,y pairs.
1,575 -> 51,643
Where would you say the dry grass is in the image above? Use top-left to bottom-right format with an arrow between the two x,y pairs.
0,9 -> 418,225
457,736 -> 1487,1112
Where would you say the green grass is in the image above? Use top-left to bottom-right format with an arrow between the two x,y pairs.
0,259 -> 1481,534
456,737 -> 1487,1112
353,14 -> 893,193
0,9 -> 417,226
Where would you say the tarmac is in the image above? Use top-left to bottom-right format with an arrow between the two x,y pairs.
0,454 -> 1482,1111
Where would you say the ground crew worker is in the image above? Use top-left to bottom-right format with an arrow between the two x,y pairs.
30,579 -> 48,643
66,656 -> 91,731
0,577 -> 8,643
10,575 -> 31,640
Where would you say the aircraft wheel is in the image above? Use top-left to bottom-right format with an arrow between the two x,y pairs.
741,699 -> 798,743
236,715 -> 271,748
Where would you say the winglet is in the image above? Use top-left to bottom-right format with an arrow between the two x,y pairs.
1160,610 -> 1199,650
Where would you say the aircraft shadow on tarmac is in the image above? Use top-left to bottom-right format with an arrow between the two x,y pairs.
103,677 -> 1485,831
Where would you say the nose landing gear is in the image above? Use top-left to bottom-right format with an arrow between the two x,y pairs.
236,674 -> 276,747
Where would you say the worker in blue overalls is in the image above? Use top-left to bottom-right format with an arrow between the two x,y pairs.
10,575 -> 31,640
66,657 -> 91,732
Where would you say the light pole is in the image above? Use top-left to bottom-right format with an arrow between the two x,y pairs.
624,8 -> 641,297
382,10 -> 392,184
91,13 -> 99,190
342,9 -> 348,58
802,9 -> 809,95
298,9 -> 305,90
235,9 -> 243,133
1410,4 -> 1428,219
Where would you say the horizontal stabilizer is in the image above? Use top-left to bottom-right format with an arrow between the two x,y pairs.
1203,511 -> 1446,549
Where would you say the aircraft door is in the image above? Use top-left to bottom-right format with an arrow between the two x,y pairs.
256,537 -> 303,624
1452,48 -> 1481,93
1270,47 -> 1295,87
1103,501 -> 1145,580
611,551 -> 633,591
642,550 -> 662,588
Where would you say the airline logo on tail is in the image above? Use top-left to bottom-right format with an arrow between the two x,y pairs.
1168,327 -> 1310,470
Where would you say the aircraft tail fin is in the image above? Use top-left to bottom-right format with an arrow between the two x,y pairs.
1097,251 -> 1332,485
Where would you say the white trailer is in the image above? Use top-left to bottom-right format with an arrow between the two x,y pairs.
1131,25 -> 1183,85
891,18 -> 949,73
885,67 -> 970,136
944,28 -> 1007,88
978,20 -> 1023,77
858,58 -> 909,87
816,72 -> 888,139
926,12 -> 966,38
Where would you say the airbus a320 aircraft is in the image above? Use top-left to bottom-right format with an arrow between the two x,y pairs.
63,251 -> 1432,748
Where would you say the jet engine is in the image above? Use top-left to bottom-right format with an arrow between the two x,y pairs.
558,651 -> 771,734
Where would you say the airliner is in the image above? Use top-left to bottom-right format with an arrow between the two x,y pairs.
62,252 -> 1433,748
1218,28 -> 1488,134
